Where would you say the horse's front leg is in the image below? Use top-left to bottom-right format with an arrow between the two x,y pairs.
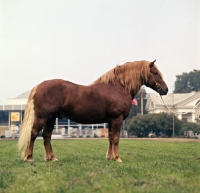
106,132 -> 113,160
106,117 -> 123,162
43,117 -> 58,162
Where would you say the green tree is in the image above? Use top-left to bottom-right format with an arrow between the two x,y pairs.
174,70 -> 200,93
126,113 -> 181,137
179,122 -> 200,136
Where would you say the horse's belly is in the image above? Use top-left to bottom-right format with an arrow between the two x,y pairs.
60,109 -> 106,124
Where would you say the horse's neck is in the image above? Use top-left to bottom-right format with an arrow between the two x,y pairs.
117,74 -> 142,99
130,87 -> 141,99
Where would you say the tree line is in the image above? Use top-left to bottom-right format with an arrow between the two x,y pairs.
174,70 -> 200,93
126,113 -> 200,137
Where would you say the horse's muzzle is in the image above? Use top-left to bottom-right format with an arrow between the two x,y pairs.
157,86 -> 168,95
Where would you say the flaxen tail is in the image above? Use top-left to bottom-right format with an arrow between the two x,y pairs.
18,85 -> 38,157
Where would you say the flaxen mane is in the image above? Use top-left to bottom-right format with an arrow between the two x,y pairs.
92,60 -> 163,94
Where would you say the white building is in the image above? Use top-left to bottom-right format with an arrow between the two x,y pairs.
146,91 -> 200,123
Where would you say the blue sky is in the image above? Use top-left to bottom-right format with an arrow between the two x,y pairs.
0,0 -> 199,104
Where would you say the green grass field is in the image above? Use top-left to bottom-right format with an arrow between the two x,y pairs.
0,138 -> 200,193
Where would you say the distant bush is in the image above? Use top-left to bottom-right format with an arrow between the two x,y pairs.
126,113 -> 182,137
179,122 -> 200,135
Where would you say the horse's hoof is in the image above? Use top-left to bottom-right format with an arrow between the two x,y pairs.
115,158 -> 122,162
24,157 -> 34,162
45,157 -> 58,162
52,157 -> 58,162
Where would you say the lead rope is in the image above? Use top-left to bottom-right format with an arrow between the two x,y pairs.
160,95 -> 200,115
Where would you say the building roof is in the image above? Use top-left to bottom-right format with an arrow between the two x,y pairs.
146,91 -> 200,111
15,90 -> 31,99
148,92 -> 196,106
0,90 -> 31,110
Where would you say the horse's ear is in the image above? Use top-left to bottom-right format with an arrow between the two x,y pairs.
149,60 -> 156,68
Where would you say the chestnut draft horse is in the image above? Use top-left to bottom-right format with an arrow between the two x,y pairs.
18,60 -> 168,162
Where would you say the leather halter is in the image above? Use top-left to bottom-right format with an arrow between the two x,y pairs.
150,72 -> 163,93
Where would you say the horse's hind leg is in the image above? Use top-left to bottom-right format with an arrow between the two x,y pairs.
43,116 -> 58,161
24,118 -> 45,162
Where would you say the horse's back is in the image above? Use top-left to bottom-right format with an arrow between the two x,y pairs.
60,82 -> 132,123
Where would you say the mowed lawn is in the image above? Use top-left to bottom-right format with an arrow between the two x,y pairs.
0,138 -> 200,193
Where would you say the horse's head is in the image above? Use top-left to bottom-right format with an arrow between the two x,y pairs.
146,60 -> 168,95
